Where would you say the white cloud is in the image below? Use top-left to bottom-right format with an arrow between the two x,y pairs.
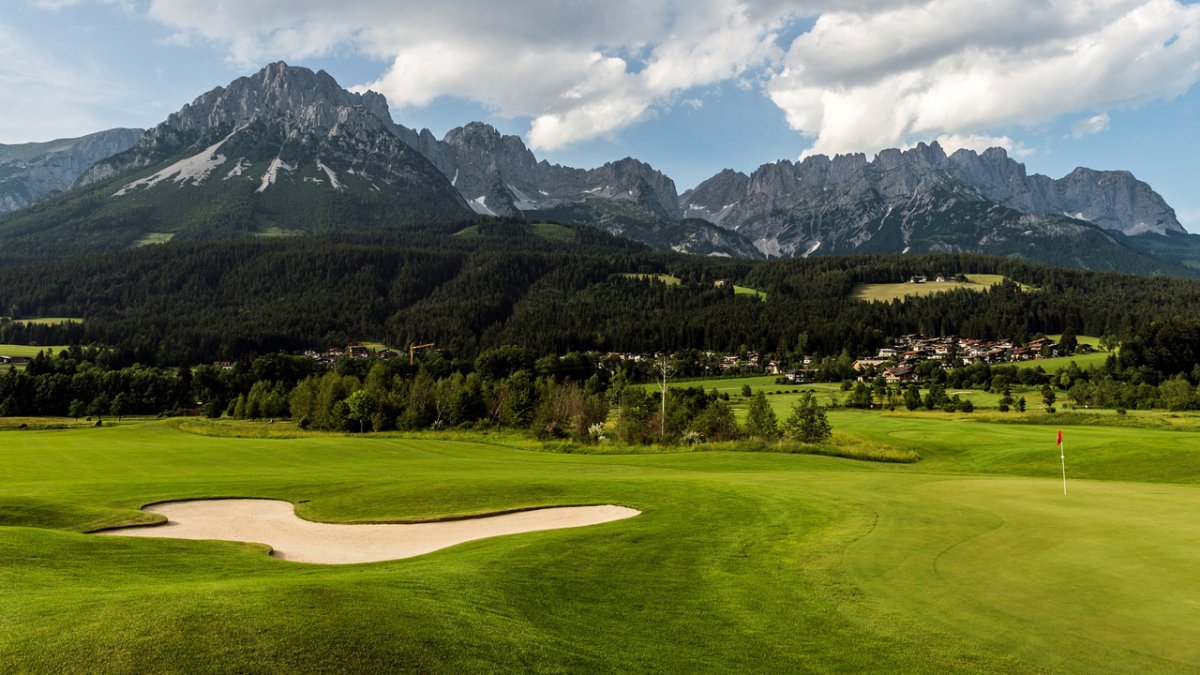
143,0 -> 797,149
137,0 -> 1200,154
1071,112 -> 1111,138
769,0 -> 1200,157
935,134 -> 1033,158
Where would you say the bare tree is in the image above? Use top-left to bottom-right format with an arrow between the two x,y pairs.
657,353 -> 674,439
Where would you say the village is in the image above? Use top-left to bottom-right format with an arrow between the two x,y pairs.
845,333 -> 1095,383
193,333 -> 1094,385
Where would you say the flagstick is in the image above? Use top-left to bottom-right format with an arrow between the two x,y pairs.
1060,438 -> 1067,496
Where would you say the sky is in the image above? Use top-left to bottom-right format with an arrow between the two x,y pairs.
2,0 -> 1198,230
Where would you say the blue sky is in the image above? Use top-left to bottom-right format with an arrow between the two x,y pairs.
2,0 -> 1198,230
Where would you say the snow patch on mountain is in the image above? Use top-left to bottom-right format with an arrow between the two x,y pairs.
257,157 -> 295,193
469,196 -> 497,216
316,159 -> 343,191
113,127 -> 241,197
224,158 -> 250,180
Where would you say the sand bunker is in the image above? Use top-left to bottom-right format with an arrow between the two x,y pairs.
98,499 -> 639,564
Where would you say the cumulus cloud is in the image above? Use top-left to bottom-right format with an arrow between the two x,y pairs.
144,0 -> 797,149
1071,112 -> 1111,138
139,0 -> 1200,153
769,0 -> 1200,157
934,134 -> 1033,158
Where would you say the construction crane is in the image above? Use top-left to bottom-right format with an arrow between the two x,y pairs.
409,342 -> 435,366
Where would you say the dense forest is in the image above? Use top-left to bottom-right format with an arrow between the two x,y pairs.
4,221 -> 1200,369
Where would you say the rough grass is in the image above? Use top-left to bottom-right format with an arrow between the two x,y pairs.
5,416 -> 1200,672
168,417 -> 918,462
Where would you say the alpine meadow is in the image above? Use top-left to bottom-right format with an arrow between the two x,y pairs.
4,3 -> 1200,673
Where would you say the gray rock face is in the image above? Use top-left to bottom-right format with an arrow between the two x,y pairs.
0,128 -> 142,213
393,121 -> 681,221
74,62 -> 466,218
681,142 -> 1183,257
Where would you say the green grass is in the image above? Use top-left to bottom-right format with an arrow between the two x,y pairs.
1046,333 -> 1106,349
455,222 -> 575,243
254,226 -> 305,238
1011,350 -> 1111,372
854,273 -> 1031,302
4,317 -> 83,326
528,222 -> 575,242
133,232 -> 174,247
732,285 -> 767,301
0,343 -> 71,357
621,272 -> 681,285
653,375 -> 1028,413
5,416 -> 1200,672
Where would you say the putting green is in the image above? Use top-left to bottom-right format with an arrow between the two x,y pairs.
841,475 -> 1200,672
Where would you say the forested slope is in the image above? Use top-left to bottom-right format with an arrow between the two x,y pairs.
4,221 -> 1200,366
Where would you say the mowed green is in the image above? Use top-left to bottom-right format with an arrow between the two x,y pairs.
854,273 -> 1031,302
4,417 -> 1200,672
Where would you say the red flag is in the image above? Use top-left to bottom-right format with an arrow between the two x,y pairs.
1056,430 -> 1063,447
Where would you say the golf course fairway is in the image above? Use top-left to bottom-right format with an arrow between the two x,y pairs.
2,417 -> 1198,672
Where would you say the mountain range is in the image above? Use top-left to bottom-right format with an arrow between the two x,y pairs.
0,128 -> 143,213
0,61 -> 1194,274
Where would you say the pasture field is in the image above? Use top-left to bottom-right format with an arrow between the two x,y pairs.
133,232 -> 174,247
620,272 -> 681,285
3,317 -> 84,326
854,273 -> 1032,302
455,222 -> 574,242
1011,350 -> 1111,372
1046,333 -> 1106,349
732,284 -> 766,300
0,343 -> 71,358
4,414 -> 1200,672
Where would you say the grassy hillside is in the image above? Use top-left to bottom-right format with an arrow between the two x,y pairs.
4,417 -> 1200,671
854,273 -> 1032,302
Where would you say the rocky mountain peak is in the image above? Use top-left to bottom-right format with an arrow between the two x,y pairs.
683,140 -> 1184,245
166,61 -> 393,134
